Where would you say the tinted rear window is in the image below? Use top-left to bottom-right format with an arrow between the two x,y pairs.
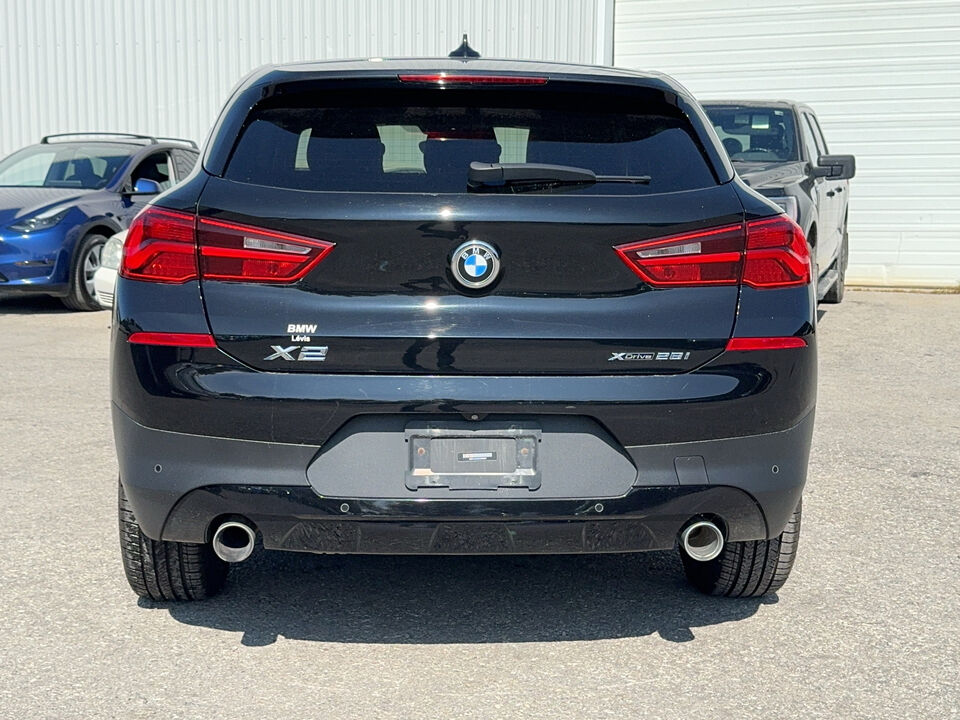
224,88 -> 717,194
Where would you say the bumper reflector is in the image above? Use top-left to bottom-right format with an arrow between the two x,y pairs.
128,332 -> 217,348
726,336 -> 807,351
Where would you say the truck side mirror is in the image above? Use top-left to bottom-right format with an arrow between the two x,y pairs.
813,154 -> 856,180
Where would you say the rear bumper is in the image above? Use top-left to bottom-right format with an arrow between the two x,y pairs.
115,405 -> 813,552
164,484 -> 767,555
112,336 -> 817,449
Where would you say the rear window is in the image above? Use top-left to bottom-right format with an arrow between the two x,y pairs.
224,88 -> 717,194
704,106 -> 799,162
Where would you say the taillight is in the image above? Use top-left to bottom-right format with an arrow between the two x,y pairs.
120,207 -> 198,283
614,224 -> 744,287
398,74 -> 547,85
613,215 -> 811,289
120,207 -> 335,284
197,218 -> 334,283
742,216 -> 811,288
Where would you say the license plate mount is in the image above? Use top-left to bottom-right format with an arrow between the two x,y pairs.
404,423 -> 542,491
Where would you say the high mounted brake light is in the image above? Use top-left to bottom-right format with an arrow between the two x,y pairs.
398,74 -> 548,85
614,215 -> 811,289
120,207 -> 334,285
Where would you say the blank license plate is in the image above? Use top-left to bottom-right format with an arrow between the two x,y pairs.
404,424 -> 541,491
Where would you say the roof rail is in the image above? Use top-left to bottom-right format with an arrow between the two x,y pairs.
155,136 -> 199,149
40,132 -> 198,149
41,132 -> 157,144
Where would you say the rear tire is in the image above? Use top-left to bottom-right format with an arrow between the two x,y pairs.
118,479 -> 228,601
681,500 -> 801,597
61,233 -> 107,311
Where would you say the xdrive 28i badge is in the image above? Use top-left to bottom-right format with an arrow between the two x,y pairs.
451,240 -> 500,290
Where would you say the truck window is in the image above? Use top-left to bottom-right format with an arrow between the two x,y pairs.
799,115 -> 822,166
704,106 -> 799,162
805,114 -> 830,155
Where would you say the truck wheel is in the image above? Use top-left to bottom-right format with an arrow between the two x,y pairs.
681,500 -> 801,597
822,232 -> 848,304
118,480 -> 228,601
61,233 -> 107,311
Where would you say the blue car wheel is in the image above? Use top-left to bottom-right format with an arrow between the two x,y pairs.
62,233 -> 108,311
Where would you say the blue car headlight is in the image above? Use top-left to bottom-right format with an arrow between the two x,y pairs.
9,207 -> 70,233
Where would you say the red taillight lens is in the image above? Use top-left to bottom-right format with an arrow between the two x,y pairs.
197,218 -> 335,283
613,215 -> 811,290
398,74 -> 547,85
120,207 -> 198,283
614,224 -> 745,287
121,209 -> 335,284
743,216 -> 811,288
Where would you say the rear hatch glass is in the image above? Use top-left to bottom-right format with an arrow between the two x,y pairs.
224,87 -> 717,195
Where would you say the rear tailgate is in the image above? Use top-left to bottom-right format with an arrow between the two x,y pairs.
196,78 -> 745,375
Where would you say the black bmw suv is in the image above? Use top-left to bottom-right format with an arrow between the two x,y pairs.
113,56 -> 815,602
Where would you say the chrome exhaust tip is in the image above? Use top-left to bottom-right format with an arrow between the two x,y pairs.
211,521 -> 256,563
680,520 -> 724,562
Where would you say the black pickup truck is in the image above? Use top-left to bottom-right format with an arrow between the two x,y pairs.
703,101 -> 855,303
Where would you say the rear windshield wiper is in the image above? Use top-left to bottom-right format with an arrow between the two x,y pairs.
467,162 -> 651,193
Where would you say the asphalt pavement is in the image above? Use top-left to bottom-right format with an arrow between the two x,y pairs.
0,289 -> 957,719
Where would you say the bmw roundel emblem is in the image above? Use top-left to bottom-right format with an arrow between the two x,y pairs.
451,240 -> 500,289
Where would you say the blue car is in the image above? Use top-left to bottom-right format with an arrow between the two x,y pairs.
0,133 -> 198,310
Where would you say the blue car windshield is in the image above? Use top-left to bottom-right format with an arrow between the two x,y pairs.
0,143 -> 131,189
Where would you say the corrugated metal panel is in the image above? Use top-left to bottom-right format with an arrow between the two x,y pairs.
614,0 -> 960,288
0,0 -> 604,156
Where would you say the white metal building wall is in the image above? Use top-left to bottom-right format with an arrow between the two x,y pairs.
0,0 -> 610,157
614,0 -> 960,288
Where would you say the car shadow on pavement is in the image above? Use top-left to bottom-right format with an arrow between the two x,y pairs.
152,549 -> 774,646
0,296 -> 80,315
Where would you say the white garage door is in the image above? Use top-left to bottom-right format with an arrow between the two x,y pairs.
0,0 -> 610,160
614,0 -> 960,288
